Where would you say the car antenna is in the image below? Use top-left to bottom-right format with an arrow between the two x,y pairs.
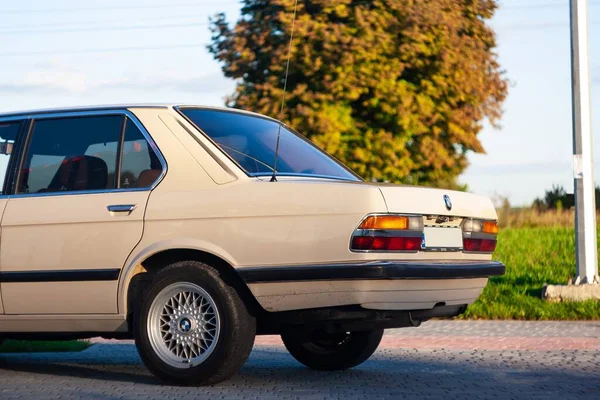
271,0 -> 299,182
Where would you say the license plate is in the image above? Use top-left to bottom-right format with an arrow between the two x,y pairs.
421,226 -> 463,252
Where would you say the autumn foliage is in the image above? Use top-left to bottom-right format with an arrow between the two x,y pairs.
208,0 -> 507,188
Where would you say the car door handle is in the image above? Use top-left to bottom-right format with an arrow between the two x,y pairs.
107,204 -> 137,214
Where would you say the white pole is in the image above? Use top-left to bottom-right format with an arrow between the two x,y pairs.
570,0 -> 598,284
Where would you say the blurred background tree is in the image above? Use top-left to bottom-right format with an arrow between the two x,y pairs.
208,0 -> 507,189
532,184 -> 600,211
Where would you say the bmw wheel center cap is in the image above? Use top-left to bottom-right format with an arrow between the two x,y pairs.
179,318 -> 192,333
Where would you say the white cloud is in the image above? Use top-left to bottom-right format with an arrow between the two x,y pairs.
24,67 -> 89,94
0,59 -> 87,94
94,74 -> 228,93
0,60 -> 231,96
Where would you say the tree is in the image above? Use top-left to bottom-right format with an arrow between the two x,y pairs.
533,184 -> 600,210
542,185 -> 574,210
208,0 -> 507,188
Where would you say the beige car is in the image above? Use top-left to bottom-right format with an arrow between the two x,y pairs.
0,104 -> 504,385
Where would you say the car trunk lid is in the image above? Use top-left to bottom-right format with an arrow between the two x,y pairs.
377,184 -> 497,220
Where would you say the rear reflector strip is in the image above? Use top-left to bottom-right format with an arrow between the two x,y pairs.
463,238 -> 497,253
351,236 -> 422,251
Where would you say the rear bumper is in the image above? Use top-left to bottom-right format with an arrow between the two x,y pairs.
238,260 -> 505,283
238,261 -> 505,312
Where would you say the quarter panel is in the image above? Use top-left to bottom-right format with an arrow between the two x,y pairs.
143,180 -> 387,266
117,180 -> 387,313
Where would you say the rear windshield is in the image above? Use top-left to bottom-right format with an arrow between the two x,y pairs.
179,108 -> 359,181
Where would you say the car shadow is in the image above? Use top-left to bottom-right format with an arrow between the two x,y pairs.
0,357 -> 158,385
0,344 -> 598,397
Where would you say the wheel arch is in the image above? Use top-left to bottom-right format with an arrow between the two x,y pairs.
118,241 -> 264,325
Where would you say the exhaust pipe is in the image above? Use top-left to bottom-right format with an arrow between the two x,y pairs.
408,312 -> 422,327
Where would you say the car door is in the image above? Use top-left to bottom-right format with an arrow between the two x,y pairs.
0,110 -> 165,315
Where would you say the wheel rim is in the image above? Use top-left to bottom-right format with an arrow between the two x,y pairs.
147,282 -> 221,368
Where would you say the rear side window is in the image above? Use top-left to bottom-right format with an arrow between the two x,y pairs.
179,108 -> 359,181
19,116 -> 122,194
0,121 -> 20,194
120,119 -> 163,188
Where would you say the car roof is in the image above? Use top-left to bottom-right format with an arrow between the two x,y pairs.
0,104 -> 278,122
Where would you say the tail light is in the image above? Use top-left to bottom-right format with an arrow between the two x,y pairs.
351,214 -> 423,252
462,219 -> 498,253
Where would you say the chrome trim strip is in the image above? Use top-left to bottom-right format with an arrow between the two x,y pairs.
253,172 -> 359,182
10,187 -> 151,199
9,109 -> 168,198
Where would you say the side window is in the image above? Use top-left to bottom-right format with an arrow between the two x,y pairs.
19,115 -> 122,194
0,121 -> 20,194
120,118 -> 162,188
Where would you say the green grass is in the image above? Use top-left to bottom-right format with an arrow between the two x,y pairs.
463,227 -> 600,320
0,340 -> 89,353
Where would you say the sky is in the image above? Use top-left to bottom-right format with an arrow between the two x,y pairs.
0,0 -> 598,206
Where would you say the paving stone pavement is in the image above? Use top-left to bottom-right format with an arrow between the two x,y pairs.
0,321 -> 599,400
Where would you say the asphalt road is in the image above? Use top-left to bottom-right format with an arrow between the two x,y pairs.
0,321 -> 599,399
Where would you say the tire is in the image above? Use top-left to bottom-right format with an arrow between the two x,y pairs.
281,329 -> 383,371
134,260 -> 256,386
